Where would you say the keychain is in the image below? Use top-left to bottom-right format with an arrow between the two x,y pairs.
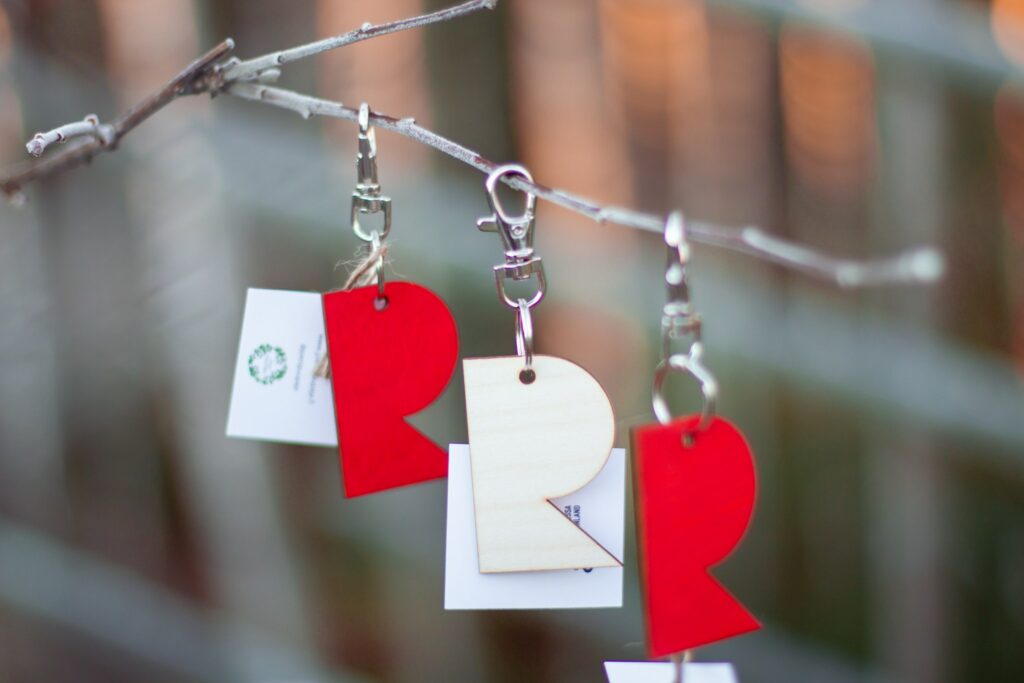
631,211 -> 760,659
462,165 -> 622,573
321,104 -> 459,498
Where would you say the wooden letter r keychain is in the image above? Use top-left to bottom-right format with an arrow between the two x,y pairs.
462,165 -> 622,575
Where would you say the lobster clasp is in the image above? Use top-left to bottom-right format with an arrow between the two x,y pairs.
351,102 -> 392,242
661,210 -> 700,356
477,164 -> 541,284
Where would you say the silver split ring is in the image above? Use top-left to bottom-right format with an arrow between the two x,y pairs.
514,298 -> 534,372
651,343 -> 718,437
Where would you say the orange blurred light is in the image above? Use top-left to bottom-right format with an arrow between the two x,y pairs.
996,86 -> 1024,244
993,0 -> 1024,68
779,27 -> 876,199
994,84 -> 1024,373
0,5 -> 23,162
97,0 -> 199,103
513,0 -> 632,210
0,4 -> 11,64
600,0 -> 775,224
317,0 -> 430,166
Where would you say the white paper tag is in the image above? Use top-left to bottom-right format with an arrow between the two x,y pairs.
226,288 -> 337,446
604,662 -> 739,683
444,443 -> 624,610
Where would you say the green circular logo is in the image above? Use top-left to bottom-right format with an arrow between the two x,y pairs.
248,344 -> 287,385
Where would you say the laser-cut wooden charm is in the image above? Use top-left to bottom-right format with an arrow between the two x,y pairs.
463,354 -> 622,573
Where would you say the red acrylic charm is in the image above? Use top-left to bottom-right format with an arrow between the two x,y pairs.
323,282 -> 458,497
632,415 -> 760,658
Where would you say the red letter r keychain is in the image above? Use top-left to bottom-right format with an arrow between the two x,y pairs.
631,211 -> 760,660
321,103 -> 459,498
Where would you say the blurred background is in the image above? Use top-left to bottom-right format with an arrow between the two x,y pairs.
0,0 -> 1022,681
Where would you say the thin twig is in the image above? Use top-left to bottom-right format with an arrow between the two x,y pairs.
0,38 -> 234,198
313,242 -> 391,379
222,0 -> 498,83
226,83 -> 944,288
0,0 -> 945,289
25,115 -> 114,157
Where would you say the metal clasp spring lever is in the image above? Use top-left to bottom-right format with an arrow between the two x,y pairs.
477,164 -> 546,308
350,103 -> 392,243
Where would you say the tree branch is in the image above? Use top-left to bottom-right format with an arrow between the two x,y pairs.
0,38 -> 234,199
0,0 -> 497,198
221,0 -> 498,83
0,0 -> 945,289
25,115 -> 114,157
226,83 -> 943,288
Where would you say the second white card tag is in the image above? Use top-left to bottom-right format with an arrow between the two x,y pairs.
444,443 -> 624,610
604,662 -> 739,683
226,288 -> 337,447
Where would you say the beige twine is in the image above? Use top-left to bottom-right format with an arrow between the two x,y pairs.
313,242 -> 389,379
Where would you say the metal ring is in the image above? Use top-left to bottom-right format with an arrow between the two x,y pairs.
651,343 -> 717,433
514,298 -> 534,371
351,200 -> 392,243
485,164 -> 537,227
495,267 -> 546,309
